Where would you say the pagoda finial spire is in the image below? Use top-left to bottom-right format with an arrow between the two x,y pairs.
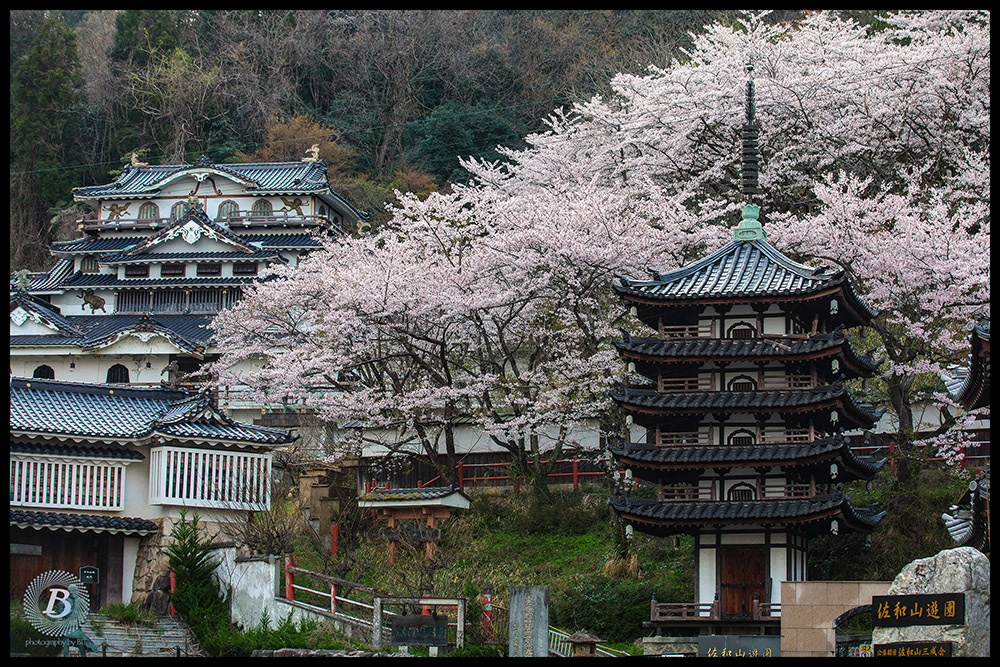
735,63 -> 766,242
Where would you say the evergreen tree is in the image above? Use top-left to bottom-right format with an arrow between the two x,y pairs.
10,14 -> 84,270
110,9 -> 178,66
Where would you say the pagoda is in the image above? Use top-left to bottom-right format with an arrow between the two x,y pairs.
607,71 -> 887,634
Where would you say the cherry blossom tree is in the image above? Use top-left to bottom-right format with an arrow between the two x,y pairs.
212,10 -> 989,484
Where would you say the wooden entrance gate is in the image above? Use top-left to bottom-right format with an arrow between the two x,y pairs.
719,548 -> 767,619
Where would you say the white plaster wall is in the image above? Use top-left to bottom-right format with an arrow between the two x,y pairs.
123,536 -> 140,603
697,548 -> 716,607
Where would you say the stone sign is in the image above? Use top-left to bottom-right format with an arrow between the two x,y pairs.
508,586 -> 549,657
872,593 -> 964,626
698,635 -> 780,658
871,547 -> 989,658
874,641 -> 952,657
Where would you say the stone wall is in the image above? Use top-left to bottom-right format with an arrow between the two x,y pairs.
131,519 -> 171,612
780,581 -> 891,657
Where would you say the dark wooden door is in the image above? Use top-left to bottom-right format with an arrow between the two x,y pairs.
10,528 -> 103,605
719,548 -> 768,619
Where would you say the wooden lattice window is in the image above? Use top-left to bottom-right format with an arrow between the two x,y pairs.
727,429 -> 756,447
217,200 -> 239,220
727,483 -> 756,501
10,456 -> 129,511
251,199 -> 273,216
80,256 -> 100,274
728,322 -> 757,339
196,263 -> 221,276
728,375 -> 757,392
106,363 -> 130,384
149,447 -> 272,510
138,202 -> 159,220
171,201 -> 187,220
161,263 -> 185,277
124,264 -> 150,278
232,262 -> 258,276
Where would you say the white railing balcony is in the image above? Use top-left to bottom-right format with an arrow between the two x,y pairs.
10,455 -> 132,511
149,447 -> 272,511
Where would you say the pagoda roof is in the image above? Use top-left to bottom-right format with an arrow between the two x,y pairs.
11,313 -> 213,354
614,238 -> 877,325
11,509 -> 159,536
72,155 -> 368,223
609,491 -> 885,537
607,434 -> 885,482
942,316 -> 990,410
11,258 -> 75,293
611,381 -> 884,431
10,376 -> 294,447
941,474 -> 989,552
613,328 -> 880,376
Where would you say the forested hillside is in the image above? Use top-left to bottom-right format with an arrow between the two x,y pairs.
12,9 -> 845,270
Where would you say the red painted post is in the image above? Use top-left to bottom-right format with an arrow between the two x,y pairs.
285,555 -> 294,601
481,583 -> 493,641
331,524 -> 339,558
572,457 -> 579,488
169,571 -> 176,616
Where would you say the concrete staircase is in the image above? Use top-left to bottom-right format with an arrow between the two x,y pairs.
81,614 -> 204,657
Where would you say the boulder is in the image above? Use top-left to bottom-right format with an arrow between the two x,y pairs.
872,547 -> 989,657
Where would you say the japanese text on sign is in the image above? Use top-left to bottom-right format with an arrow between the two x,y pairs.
871,594 -> 964,626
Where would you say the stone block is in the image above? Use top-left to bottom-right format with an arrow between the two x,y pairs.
872,547 -> 989,658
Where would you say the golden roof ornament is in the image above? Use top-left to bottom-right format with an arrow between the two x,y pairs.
302,144 -> 320,162
130,151 -> 148,167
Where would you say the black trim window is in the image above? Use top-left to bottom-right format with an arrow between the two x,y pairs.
232,262 -> 258,276
124,264 -> 150,278
197,263 -> 221,276
161,264 -> 185,277
33,364 -> 55,379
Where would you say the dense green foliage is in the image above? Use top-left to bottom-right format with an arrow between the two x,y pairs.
10,9 -> 760,269
165,510 -> 357,656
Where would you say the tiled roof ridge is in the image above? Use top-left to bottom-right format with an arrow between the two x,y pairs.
10,374 -> 187,400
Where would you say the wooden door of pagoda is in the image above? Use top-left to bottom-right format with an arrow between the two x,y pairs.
719,548 -> 768,619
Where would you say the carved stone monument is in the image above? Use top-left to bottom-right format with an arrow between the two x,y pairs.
508,586 -> 549,657
872,547 -> 990,657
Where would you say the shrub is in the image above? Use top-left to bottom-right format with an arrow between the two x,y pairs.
550,575 -> 659,643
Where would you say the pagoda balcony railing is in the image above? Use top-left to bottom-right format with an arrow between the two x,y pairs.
649,598 -> 780,623
760,372 -> 813,389
658,376 -> 713,392
654,427 -> 815,447
656,431 -> 712,447
658,322 -> 714,339
759,427 -> 813,443
657,480 -> 817,502
650,599 -> 720,622
10,454 -> 133,511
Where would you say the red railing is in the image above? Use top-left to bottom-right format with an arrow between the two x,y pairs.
410,456 -> 609,492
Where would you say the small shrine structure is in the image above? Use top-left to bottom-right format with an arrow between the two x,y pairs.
359,486 -> 471,562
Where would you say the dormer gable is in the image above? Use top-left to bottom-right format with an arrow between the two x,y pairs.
119,206 -> 258,257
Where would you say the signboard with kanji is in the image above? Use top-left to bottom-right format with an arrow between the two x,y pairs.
697,635 -> 780,658
873,642 -> 953,657
871,594 -> 965,626
390,614 -> 448,646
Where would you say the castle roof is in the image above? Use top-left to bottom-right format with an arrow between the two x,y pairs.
10,376 -> 293,447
